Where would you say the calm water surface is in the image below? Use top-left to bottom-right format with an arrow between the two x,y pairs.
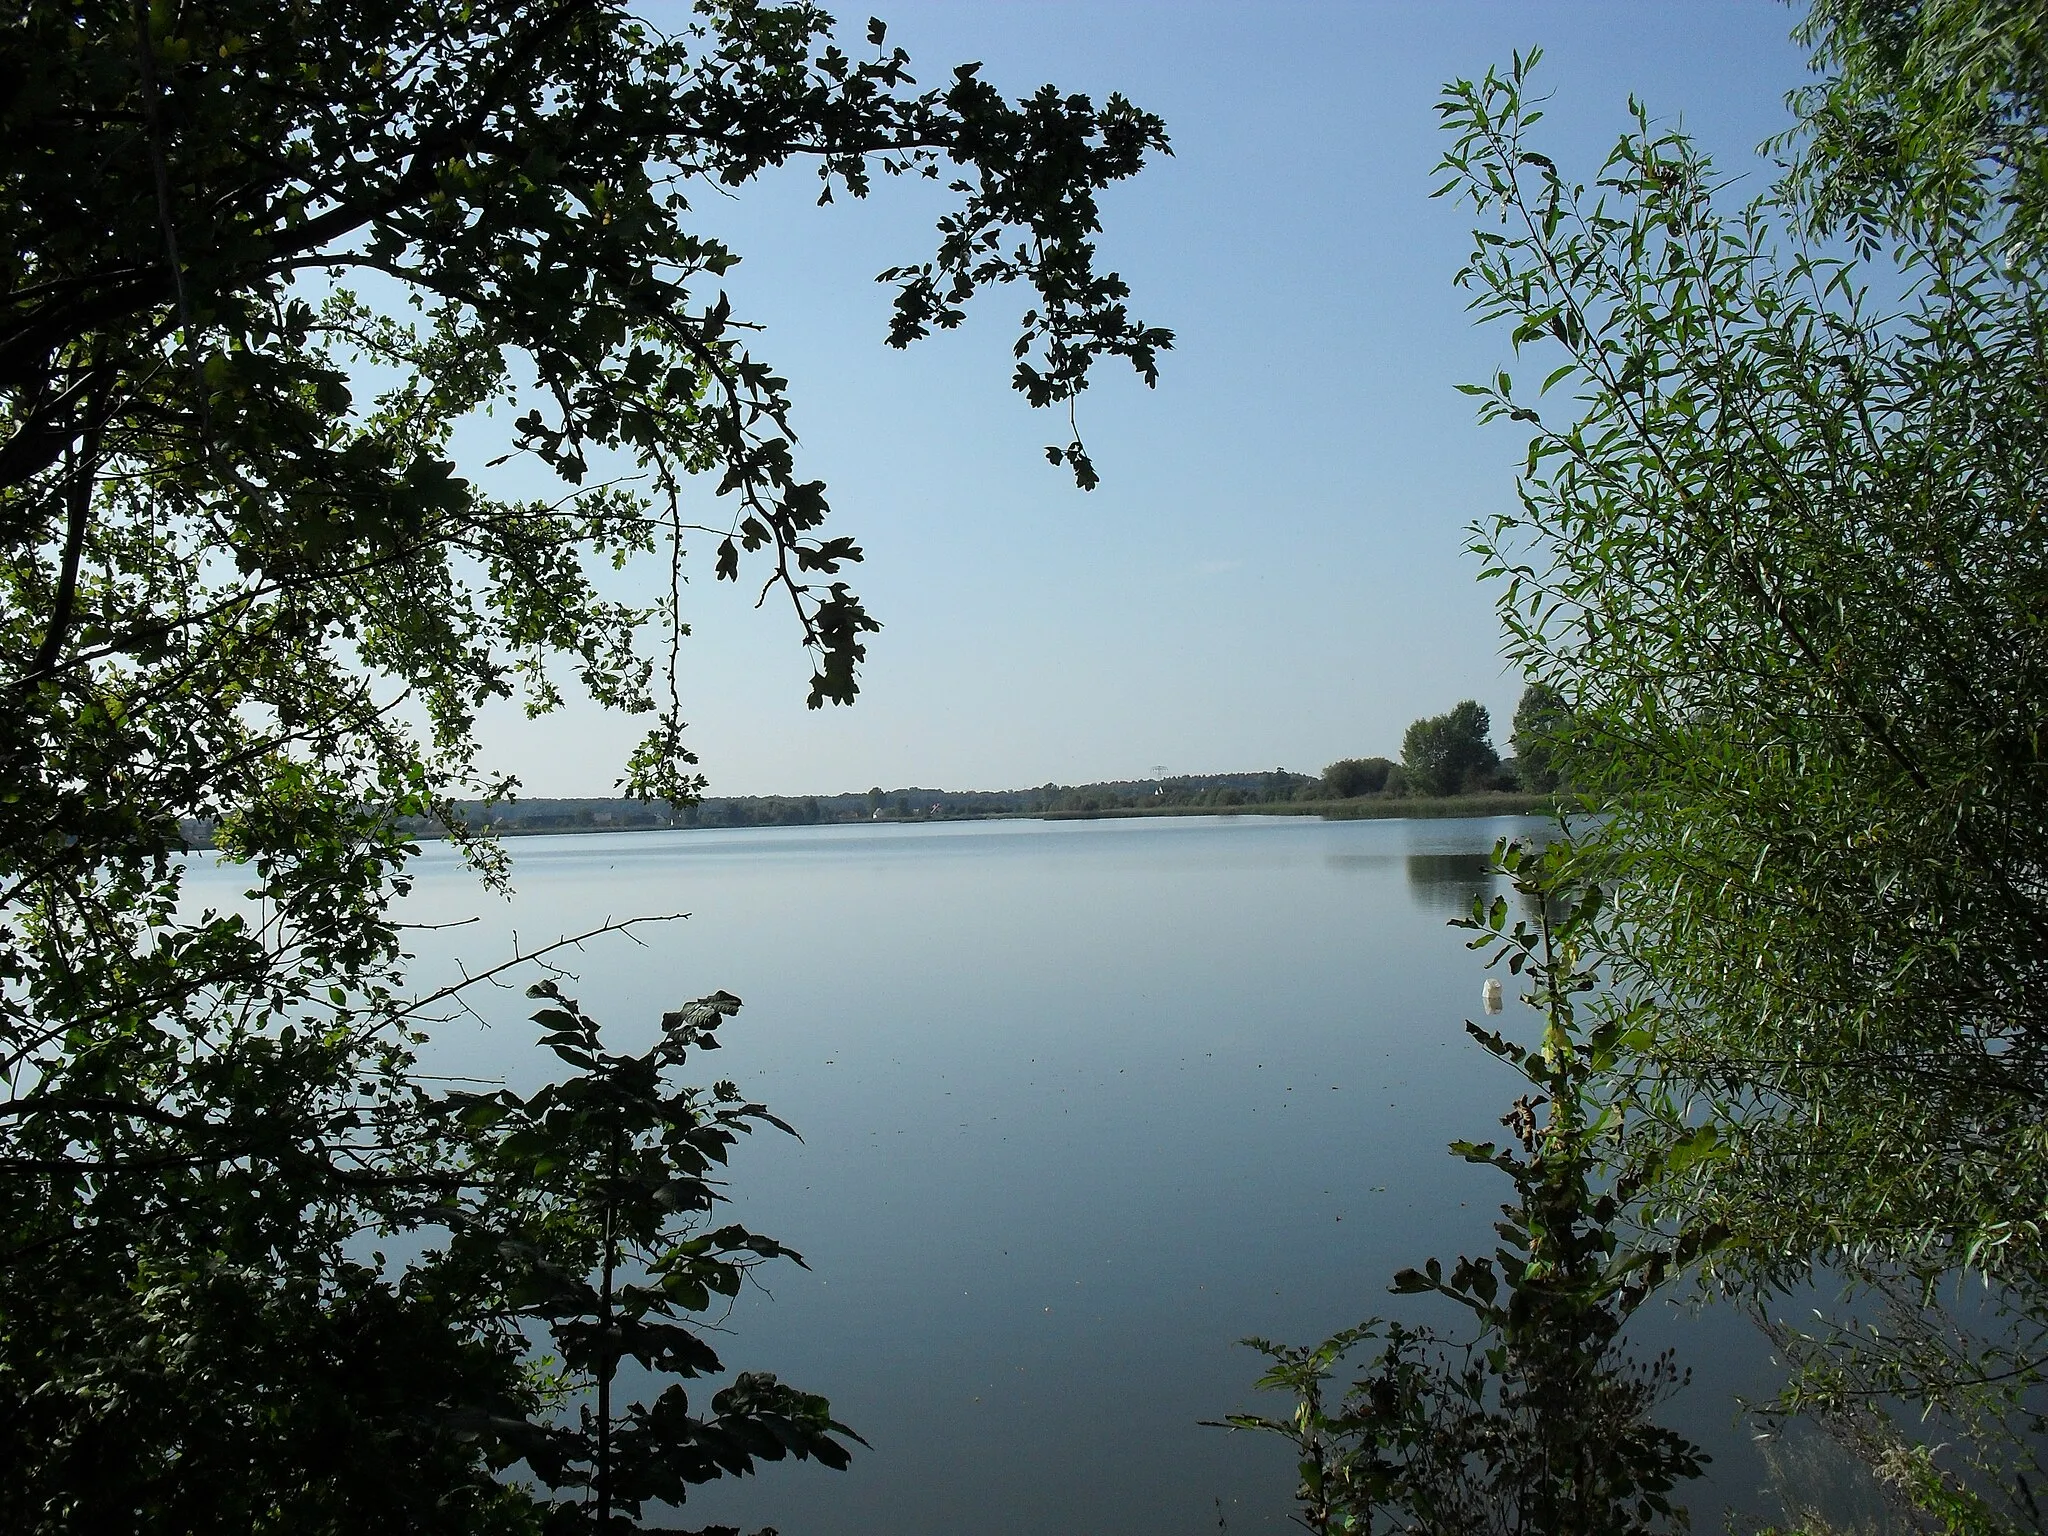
193,813 -> 1799,1532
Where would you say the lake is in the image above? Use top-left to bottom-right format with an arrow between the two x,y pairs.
192,812 -> 1828,1531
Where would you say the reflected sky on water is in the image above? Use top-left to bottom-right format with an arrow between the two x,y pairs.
187,813 -> 1821,1533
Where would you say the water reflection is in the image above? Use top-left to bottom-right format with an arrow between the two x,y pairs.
1404,851 -> 1498,915
1322,852 -> 1400,873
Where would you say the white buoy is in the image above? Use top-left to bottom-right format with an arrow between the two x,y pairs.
1482,978 -> 1503,1014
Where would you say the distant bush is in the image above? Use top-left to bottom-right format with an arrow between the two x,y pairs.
1322,757 -> 1395,798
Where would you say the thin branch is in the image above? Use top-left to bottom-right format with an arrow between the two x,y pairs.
22,400 -> 107,685
394,913 -> 688,1022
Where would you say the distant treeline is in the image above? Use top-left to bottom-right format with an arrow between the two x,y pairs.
406,770 -> 1337,836
177,759 -> 1549,848
175,729 -> 1564,848
414,756 -> 1545,836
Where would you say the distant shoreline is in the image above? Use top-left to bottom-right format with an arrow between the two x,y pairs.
181,791 -> 1561,851
1027,793 -> 1553,823
435,792 -> 1557,839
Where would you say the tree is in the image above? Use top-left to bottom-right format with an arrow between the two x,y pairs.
1323,756 -> 1395,798
1509,684 -> 1569,795
1401,701 -> 1499,797
0,2 -> 1167,1527
1440,34 -> 2048,1523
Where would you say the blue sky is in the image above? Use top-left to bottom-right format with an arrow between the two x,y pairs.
471,1 -> 1809,797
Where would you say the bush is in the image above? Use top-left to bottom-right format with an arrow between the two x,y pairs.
1322,757 -> 1395,798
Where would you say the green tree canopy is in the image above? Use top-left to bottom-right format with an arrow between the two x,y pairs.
0,3 -> 1168,1527
1400,700 -> 1498,798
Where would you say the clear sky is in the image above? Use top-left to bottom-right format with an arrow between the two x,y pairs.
467,1 -> 1810,798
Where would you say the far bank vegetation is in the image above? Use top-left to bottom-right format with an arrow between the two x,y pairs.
375,689 -> 1563,838
334,690 -> 1565,839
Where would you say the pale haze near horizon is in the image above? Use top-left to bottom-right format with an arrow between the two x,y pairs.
463,1 -> 1806,799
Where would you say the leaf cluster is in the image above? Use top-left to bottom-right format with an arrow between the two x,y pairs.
1783,0 -> 2048,266
1508,683 -> 1570,795
426,983 -> 858,1532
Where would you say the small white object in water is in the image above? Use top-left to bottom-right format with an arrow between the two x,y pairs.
1482,978 -> 1503,1014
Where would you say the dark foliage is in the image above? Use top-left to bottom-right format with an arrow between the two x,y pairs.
1323,757 -> 1396,799
0,3 -> 1166,1527
439,985 -> 859,1533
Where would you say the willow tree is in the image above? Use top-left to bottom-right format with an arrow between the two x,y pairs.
0,2 -> 1167,1528
1438,28 -> 2048,1529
